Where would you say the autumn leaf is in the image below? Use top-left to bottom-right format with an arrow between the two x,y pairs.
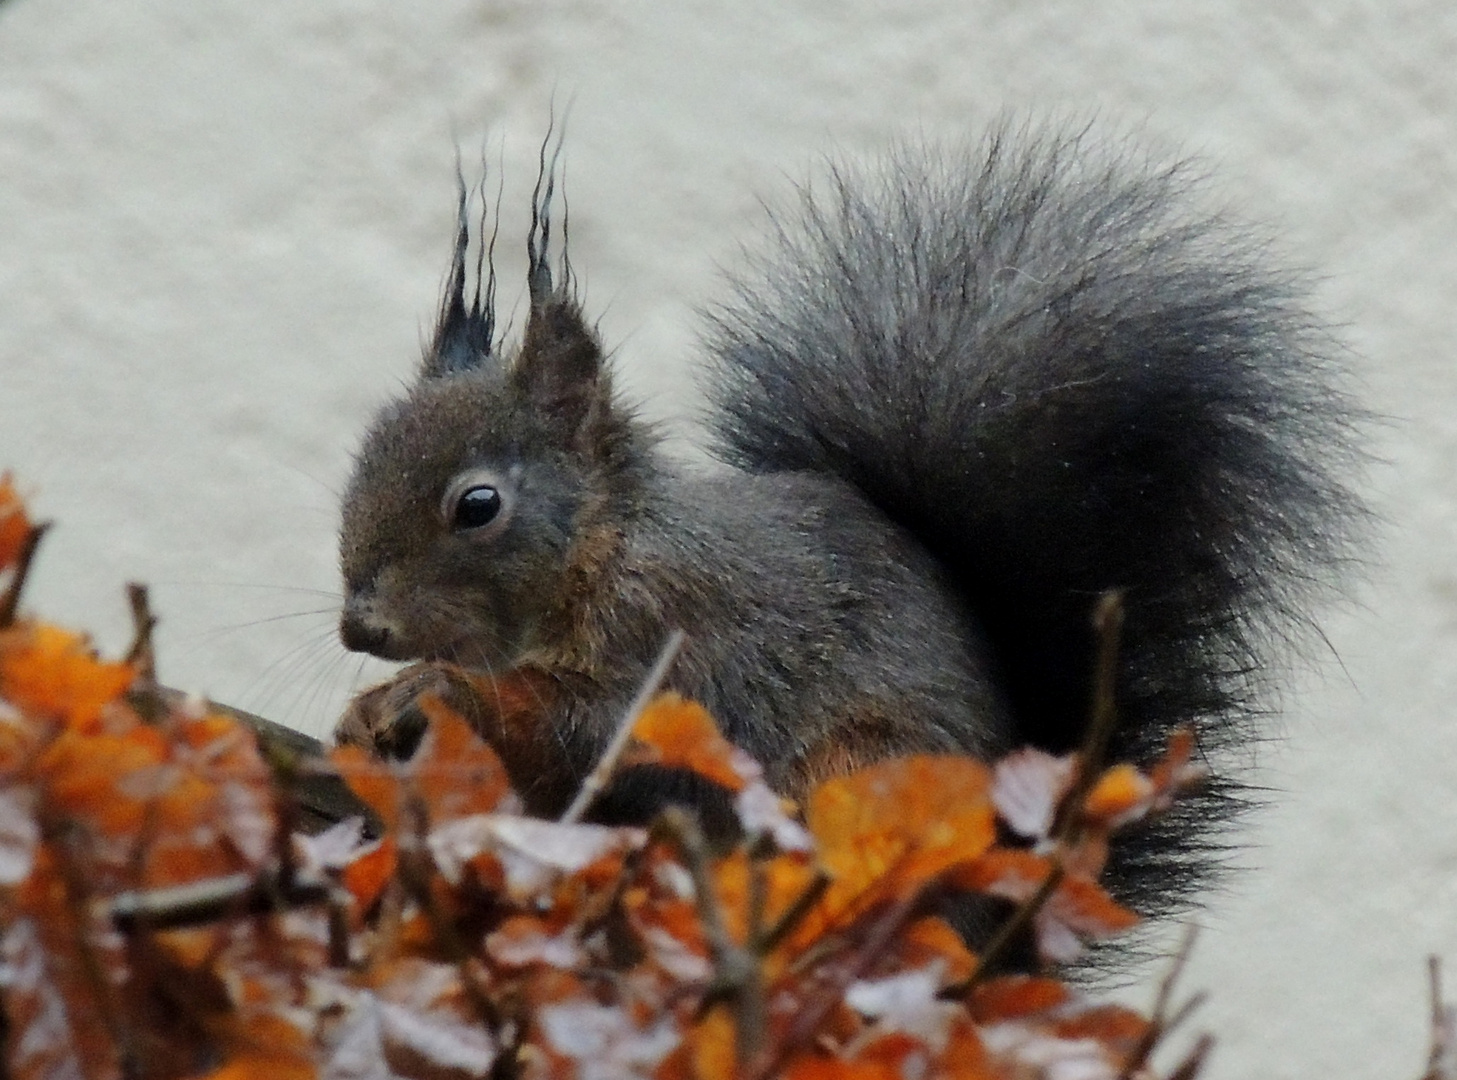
1083,763 -> 1155,829
803,757 -> 995,937
992,748 -> 1075,842
0,623 -> 134,732
0,474 -> 33,571
629,694 -> 752,793
954,850 -> 1140,963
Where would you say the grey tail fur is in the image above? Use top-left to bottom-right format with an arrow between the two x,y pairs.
703,124 -> 1366,920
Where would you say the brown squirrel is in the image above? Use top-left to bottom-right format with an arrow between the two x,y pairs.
333,125 -> 1364,929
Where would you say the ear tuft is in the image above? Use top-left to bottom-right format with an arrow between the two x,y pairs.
514,121 -> 602,435
422,171 -> 499,379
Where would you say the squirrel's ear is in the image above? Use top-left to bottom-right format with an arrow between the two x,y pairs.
513,294 -> 607,436
422,182 -> 498,380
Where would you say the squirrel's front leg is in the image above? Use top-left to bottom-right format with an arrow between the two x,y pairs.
334,662 -> 581,814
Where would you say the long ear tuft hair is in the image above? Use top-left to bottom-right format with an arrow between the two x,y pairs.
423,162 -> 500,379
514,120 -> 604,434
526,116 -> 575,306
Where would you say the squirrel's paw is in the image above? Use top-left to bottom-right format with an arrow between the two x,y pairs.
333,662 -> 480,760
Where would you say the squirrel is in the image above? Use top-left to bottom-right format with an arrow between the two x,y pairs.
333,123 -> 1364,934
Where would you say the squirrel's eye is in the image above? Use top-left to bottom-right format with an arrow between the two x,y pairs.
452,485 -> 502,531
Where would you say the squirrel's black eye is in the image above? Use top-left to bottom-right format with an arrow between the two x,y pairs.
453,485 -> 502,531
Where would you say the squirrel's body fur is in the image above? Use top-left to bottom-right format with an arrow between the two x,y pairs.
335,125 -> 1363,936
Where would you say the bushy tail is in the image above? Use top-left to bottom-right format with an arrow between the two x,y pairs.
703,125 -> 1365,918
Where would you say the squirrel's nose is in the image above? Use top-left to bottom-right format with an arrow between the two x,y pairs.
339,609 -> 395,656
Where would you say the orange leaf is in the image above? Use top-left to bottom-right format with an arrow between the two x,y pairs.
890,917 -> 977,984
950,848 -> 1054,897
1148,727 -> 1208,805
1049,876 -> 1141,938
1050,1003 -> 1150,1047
968,975 -> 1071,1021
330,744 -> 401,832
0,474 -> 33,569
341,836 -> 397,914
411,694 -> 515,820
629,694 -> 752,792
1083,763 -> 1154,827
196,1013 -> 316,1080
685,1005 -> 736,1080
0,623 -> 134,731
807,757 -> 994,925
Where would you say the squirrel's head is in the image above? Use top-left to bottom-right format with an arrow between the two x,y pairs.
338,164 -> 646,668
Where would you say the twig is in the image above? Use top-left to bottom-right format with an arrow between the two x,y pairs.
124,582 -> 158,682
748,887 -> 924,1080
1119,924 -> 1203,1080
0,521 -> 49,627
107,867 -> 337,931
656,807 -> 765,1066
47,817 -> 141,1072
755,871 -> 831,955
943,860 -> 1067,997
559,629 -> 685,824
1424,955 -> 1457,1080
396,791 -> 503,1031
1166,1033 -> 1213,1080
1051,589 -> 1124,843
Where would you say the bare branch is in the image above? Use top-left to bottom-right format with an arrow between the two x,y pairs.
0,521 -> 49,627
107,867 -> 337,932
560,629 -> 685,824
1052,589 -> 1124,843
1118,924 -> 1205,1080
656,806 -> 765,1064
1424,955 -> 1457,1080
749,887 -> 924,1080
944,860 -> 1067,997
755,871 -> 831,955
124,582 -> 158,683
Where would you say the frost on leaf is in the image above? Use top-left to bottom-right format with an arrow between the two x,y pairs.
428,813 -> 640,896
993,748 -> 1075,842
845,962 -> 961,1054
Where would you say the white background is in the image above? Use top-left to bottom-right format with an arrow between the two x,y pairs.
1,2 -> 1454,1076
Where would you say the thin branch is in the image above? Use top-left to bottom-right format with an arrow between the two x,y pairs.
47,818 -> 137,1068
755,871 -> 831,955
656,807 -> 765,1064
943,860 -> 1066,997
1424,955 -> 1457,1080
559,629 -> 685,824
1166,1033 -> 1214,1080
1119,924 -> 1203,1080
124,582 -> 158,682
1052,589 -> 1124,843
0,521 -> 49,627
748,887 -> 924,1080
107,867 -> 337,932
397,791 -> 503,1031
